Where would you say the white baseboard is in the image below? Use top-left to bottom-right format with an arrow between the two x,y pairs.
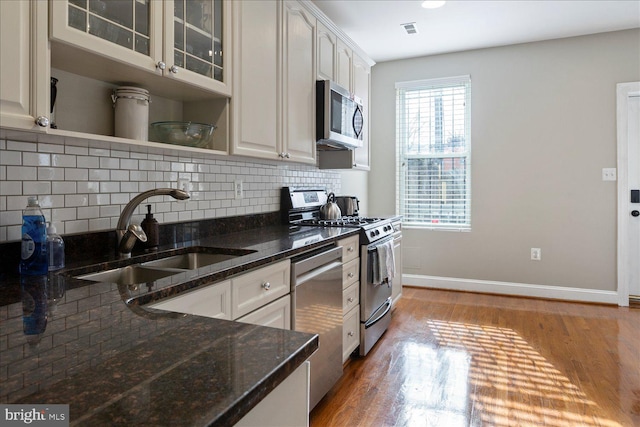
404,274 -> 620,305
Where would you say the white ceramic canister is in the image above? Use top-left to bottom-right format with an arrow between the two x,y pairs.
112,86 -> 150,140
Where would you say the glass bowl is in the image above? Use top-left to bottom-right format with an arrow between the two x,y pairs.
150,121 -> 216,148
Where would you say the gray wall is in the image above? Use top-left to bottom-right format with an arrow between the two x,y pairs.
368,29 -> 640,292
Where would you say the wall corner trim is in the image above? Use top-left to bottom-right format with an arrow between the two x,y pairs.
404,274 -> 620,305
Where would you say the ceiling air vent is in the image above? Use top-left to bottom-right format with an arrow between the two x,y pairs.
401,22 -> 418,35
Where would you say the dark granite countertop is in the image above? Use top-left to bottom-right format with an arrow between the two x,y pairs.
0,224 -> 360,426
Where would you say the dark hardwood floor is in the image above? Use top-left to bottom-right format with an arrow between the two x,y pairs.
310,287 -> 640,426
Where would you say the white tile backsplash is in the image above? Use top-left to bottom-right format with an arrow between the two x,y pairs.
0,132 -> 341,241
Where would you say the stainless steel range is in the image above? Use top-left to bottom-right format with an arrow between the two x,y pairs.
282,187 -> 395,357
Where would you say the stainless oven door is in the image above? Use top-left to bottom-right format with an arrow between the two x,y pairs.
359,235 -> 394,356
361,235 -> 394,319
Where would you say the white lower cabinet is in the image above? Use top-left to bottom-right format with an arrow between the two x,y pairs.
236,295 -> 291,329
231,260 -> 290,319
340,235 -> 361,363
147,280 -> 232,319
338,235 -> 359,264
236,361 -> 310,427
342,305 -> 360,362
342,282 -> 359,315
148,260 -> 291,323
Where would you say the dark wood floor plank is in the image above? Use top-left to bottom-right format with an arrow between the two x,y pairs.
310,287 -> 640,427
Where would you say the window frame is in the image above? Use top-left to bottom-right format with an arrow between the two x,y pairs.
395,75 -> 472,231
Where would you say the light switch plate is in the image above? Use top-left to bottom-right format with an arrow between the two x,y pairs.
602,168 -> 617,181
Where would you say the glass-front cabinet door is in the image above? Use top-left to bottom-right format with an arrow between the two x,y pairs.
50,0 -> 229,95
50,0 -> 162,72
164,0 -> 228,92
171,0 -> 223,82
67,0 -> 153,57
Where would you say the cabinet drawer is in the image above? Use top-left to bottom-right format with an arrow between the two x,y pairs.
343,305 -> 360,363
343,282 -> 359,315
342,258 -> 359,288
148,280 -> 231,320
338,235 -> 359,263
236,295 -> 291,330
232,260 -> 290,319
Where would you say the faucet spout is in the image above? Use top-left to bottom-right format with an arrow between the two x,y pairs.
116,188 -> 190,257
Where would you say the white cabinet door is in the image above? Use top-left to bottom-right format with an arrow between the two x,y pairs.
0,0 -> 48,131
236,361 -> 310,427
352,53 -> 371,170
50,0 -> 230,94
338,235 -> 360,264
231,0 -> 280,160
342,306 -> 359,363
343,282 -> 359,315
282,1 -> 316,164
392,235 -> 403,305
316,21 -> 336,81
162,0 -> 231,94
336,39 -> 352,90
147,280 -> 232,319
49,0 -> 162,75
231,260 -> 291,319
236,295 -> 291,329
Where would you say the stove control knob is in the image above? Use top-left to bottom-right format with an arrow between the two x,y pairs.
370,231 -> 375,238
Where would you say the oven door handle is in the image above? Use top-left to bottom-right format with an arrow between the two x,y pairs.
366,235 -> 394,252
364,297 -> 392,329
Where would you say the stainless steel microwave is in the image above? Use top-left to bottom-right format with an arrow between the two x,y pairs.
316,80 -> 364,150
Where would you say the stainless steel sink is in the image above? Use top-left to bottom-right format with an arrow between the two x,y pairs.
141,253 -> 241,270
76,265 -> 179,286
71,246 -> 258,286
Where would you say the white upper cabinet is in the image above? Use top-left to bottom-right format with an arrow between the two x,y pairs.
231,0 -> 280,159
282,0 -> 316,164
0,0 -> 49,131
352,52 -> 371,169
336,38 -> 352,91
49,0 -> 230,97
316,21 -> 336,81
231,0 -> 316,165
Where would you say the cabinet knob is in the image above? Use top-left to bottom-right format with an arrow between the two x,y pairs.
169,65 -> 179,74
347,246 -> 354,252
35,116 -> 49,127
347,297 -> 354,303
347,331 -> 354,337
348,272 -> 354,278
262,282 -> 271,290
156,61 -> 166,70
284,152 -> 290,158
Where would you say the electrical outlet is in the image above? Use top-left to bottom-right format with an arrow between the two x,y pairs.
234,180 -> 243,199
531,248 -> 541,261
177,178 -> 190,192
602,168 -> 617,181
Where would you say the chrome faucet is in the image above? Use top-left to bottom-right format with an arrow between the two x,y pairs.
116,188 -> 190,258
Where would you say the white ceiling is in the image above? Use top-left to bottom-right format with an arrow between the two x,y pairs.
311,0 -> 640,63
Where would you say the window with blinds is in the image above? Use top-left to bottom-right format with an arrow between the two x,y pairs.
396,76 -> 471,230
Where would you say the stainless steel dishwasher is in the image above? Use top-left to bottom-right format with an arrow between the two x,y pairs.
291,245 -> 343,410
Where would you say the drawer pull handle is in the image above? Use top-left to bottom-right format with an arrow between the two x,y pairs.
347,331 -> 354,337
348,272 -> 354,278
347,297 -> 354,303
347,246 -> 354,252
262,282 -> 271,290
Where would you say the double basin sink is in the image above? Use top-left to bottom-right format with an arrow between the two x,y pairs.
74,247 -> 257,287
